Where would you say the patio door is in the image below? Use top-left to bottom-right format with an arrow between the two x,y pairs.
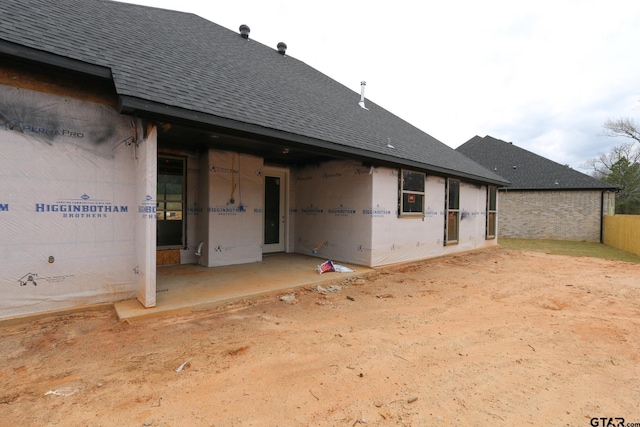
263,168 -> 287,253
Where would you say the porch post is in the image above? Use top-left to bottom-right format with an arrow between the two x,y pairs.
136,124 -> 157,307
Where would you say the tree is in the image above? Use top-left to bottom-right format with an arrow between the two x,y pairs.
602,118 -> 640,144
583,141 -> 640,179
603,157 -> 640,213
582,117 -> 640,213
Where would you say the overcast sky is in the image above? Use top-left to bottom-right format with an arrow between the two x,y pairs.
121,0 -> 640,172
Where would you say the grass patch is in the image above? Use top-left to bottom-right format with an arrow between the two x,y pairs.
499,238 -> 640,263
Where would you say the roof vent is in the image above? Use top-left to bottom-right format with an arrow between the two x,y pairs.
277,42 -> 287,55
359,81 -> 368,110
239,24 -> 250,39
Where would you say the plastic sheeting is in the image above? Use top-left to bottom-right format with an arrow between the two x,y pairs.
198,150 -> 263,267
0,82 -> 497,319
0,84 -> 145,319
292,160 -> 496,267
293,160 -> 373,266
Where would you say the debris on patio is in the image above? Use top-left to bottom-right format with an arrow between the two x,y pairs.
317,260 -> 335,274
317,260 -> 355,274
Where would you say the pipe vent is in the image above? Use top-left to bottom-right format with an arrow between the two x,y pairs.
239,24 -> 250,39
359,81 -> 368,110
277,42 -> 287,55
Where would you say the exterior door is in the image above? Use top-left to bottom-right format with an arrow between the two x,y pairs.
263,168 -> 287,253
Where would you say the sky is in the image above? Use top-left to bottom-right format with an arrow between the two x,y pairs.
120,0 -> 640,173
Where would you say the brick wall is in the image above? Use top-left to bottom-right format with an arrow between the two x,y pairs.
499,190 -> 605,241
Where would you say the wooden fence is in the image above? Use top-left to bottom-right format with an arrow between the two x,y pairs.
603,215 -> 640,257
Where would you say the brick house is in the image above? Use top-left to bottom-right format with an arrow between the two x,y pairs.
457,135 -> 617,242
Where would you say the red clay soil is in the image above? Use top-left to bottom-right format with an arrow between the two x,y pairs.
1,247 -> 639,426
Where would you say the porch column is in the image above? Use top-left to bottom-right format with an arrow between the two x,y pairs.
135,124 -> 157,307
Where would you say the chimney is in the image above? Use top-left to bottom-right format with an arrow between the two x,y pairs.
239,24 -> 250,39
359,81 -> 368,110
277,42 -> 287,55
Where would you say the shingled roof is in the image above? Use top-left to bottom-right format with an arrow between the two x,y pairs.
457,135 -> 616,190
0,0 -> 508,186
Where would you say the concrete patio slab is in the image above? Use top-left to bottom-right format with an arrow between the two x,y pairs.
114,253 -> 371,321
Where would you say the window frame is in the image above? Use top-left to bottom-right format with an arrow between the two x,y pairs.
444,178 -> 460,245
157,154 -> 187,249
399,169 -> 426,217
486,185 -> 497,239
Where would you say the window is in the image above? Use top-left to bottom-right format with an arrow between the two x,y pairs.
157,156 -> 186,248
486,186 -> 497,239
399,169 -> 425,216
445,178 -> 459,244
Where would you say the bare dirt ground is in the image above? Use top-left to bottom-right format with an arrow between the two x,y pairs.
1,247 -> 639,427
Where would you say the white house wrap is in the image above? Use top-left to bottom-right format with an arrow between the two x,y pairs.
292,161 -> 494,267
0,85 -> 152,318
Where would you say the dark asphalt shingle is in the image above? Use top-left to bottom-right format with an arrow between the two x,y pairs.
457,135 -> 616,190
2,0 -> 508,184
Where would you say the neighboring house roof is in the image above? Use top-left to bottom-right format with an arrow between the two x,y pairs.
457,135 -> 616,190
0,0 -> 509,186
